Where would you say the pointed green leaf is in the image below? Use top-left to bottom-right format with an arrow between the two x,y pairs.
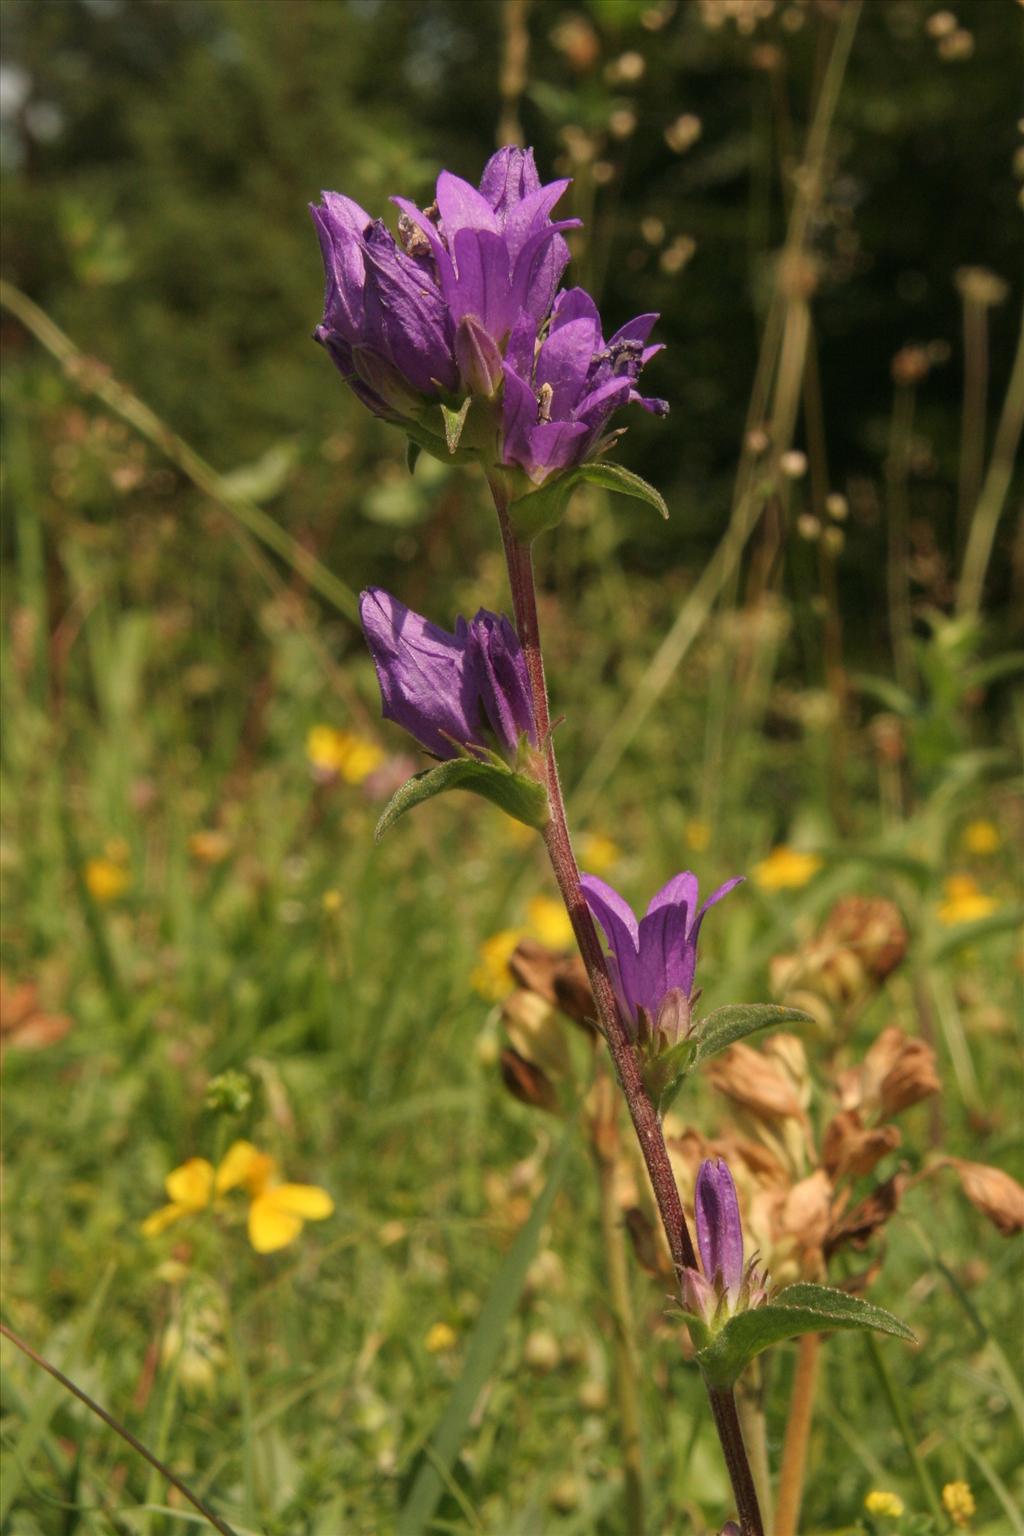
405,439 -> 422,475
507,475 -> 577,541
695,1283 -> 915,1387
375,759 -> 548,842
440,398 -> 472,454
574,460 -> 669,519
688,1004 -> 814,1072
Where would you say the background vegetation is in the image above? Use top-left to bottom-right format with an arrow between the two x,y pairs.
1,1 -> 1021,1533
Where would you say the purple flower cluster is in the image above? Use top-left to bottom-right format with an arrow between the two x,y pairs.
360,587 -> 536,762
683,1158 -> 769,1326
311,147 -> 665,485
580,871 -> 742,1036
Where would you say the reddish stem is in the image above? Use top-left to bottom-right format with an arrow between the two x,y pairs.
489,476 -> 764,1536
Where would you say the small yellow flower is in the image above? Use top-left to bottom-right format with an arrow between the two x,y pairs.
215,1139 -> 334,1254
578,831 -> 621,874
937,874 -> 998,926
306,725 -> 384,785
143,1142 -> 333,1254
471,929 -> 524,1001
526,895 -> 573,949
684,819 -> 711,853
188,829 -> 232,865
962,819 -> 999,856
751,846 -> 823,891
424,1321 -> 457,1353
141,1157 -> 216,1237
864,1489 -> 904,1519
942,1481 -> 976,1527
84,857 -> 130,904
321,888 -> 343,914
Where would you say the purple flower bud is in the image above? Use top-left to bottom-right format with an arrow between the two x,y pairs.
695,1158 -> 745,1304
580,871 -> 743,1033
360,588 -> 536,762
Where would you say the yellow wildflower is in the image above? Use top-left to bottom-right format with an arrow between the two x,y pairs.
141,1157 -> 216,1237
526,895 -> 573,949
751,846 -> 823,890
578,831 -> 621,874
84,857 -> 130,904
962,819 -> 999,855
214,1139 -> 334,1254
143,1141 -> 333,1254
306,725 -> 384,785
864,1490 -> 904,1519
684,819 -> 711,853
937,874 -> 998,926
424,1321 -> 457,1353
942,1481 -> 975,1527
322,888 -> 343,914
471,929 -> 524,1001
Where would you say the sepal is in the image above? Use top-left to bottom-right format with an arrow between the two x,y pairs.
375,757 -> 549,841
694,1282 -> 915,1388
507,460 -> 669,541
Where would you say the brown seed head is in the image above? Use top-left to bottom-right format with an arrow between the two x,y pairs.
950,1159 -> 1024,1236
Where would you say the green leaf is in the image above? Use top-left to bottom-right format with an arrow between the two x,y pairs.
374,758 -> 548,841
507,476 -> 576,541
507,460 -> 669,541
440,397 -> 472,454
405,439 -> 421,474
397,1123 -> 576,1536
695,1283 -> 915,1388
688,1004 -> 814,1071
849,671 -> 918,716
574,460 -> 669,520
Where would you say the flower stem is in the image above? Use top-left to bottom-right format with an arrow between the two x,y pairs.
489,475 -> 764,1536
774,1331 -> 820,1536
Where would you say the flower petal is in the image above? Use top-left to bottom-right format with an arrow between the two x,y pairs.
165,1158 -> 216,1210
636,900 -> 688,1014
501,180 -> 573,260
359,588 -> 480,759
535,318 -> 597,419
435,170 -> 501,237
141,1203 -> 190,1238
448,228 -> 513,338
248,1197 -> 304,1254
478,146 -> 541,216
647,872 -> 698,921
265,1184 -> 335,1219
580,874 -> 642,1018
691,876 -> 745,941
695,1158 -> 744,1299
467,611 -> 536,752
215,1140 -> 265,1195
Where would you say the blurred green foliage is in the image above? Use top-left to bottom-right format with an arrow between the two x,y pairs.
2,2 -> 1022,1533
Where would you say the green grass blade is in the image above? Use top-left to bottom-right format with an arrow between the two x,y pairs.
397,1122 -> 576,1536
0,1264 -> 116,1521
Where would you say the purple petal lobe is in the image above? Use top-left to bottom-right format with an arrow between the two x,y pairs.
580,875 -> 643,1021
449,228 -> 512,337
636,901 -> 688,1015
695,1158 -> 744,1300
535,318 -> 598,418
359,588 -> 477,759
479,146 -> 542,216
466,611 -> 536,752
435,170 -> 501,237
691,876 -> 745,943
647,872 -> 698,922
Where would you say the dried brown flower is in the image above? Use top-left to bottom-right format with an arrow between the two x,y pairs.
949,1159 -> 1024,1237
823,1110 -> 902,1180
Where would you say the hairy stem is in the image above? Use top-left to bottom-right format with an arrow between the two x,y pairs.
489,476 -> 764,1536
